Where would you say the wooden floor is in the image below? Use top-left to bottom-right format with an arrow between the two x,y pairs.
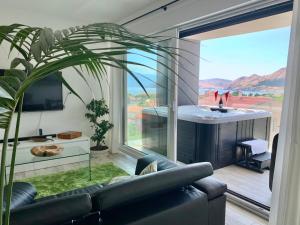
92,151 -> 268,225
213,165 -> 272,208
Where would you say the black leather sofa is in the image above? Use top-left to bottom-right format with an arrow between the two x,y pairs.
133,155 -> 227,225
8,154 -> 227,225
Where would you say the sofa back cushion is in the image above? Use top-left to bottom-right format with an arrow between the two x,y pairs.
92,162 -> 213,211
10,194 -> 92,225
3,182 -> 37,212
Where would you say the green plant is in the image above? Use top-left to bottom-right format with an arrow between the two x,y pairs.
85,99 -> 113,149
0,23 -> 176,225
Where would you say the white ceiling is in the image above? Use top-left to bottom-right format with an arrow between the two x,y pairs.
1,0 -> 159,24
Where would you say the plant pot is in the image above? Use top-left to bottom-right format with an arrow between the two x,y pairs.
90,145 -> 108,151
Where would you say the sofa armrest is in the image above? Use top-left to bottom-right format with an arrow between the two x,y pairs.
10,194 -> 92,225
193,177 -> 227,200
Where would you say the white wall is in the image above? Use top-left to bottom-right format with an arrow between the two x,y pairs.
0,10 -> 110,144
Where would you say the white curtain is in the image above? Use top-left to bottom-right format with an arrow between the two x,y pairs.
269,0 -> 300,224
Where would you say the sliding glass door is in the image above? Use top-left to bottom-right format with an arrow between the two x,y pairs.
177,2 -> 292,211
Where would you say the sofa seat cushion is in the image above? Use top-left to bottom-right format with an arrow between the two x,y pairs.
3,182 -> 37,211
36,184 -> 103,202
135,155 -> 177,175
193,177 -> 227,200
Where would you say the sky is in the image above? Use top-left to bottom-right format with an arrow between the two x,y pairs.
199,26 -> 291,80
127,49 -> 157,75
126,26 -> 291,83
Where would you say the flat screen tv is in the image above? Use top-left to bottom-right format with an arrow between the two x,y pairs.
0,69 -> 63,111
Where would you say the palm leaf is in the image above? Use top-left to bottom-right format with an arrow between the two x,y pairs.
0,24 -> 32,59
55,73 -> 84,104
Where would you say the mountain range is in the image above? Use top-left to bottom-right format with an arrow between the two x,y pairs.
127,67 -> 286,94
199,67 -> 286,92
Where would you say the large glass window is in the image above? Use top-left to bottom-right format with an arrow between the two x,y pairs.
124,48 -> 171,156
198,27 -> 291,139
125,49 -> 157,150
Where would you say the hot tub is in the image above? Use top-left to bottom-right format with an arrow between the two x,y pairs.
142,105 -> 271,169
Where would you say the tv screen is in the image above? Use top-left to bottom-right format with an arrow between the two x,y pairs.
0,69 -> 63,111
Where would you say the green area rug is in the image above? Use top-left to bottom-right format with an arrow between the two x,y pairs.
22,163 -> 128,198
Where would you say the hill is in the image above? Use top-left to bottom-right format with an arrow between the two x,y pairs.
127,68 -> 286,94
200,67 -> 286,92
199,78 -> 232,89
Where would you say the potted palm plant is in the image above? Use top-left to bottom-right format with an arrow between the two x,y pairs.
85,99 -> 113,151
0,23 -> 177,225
